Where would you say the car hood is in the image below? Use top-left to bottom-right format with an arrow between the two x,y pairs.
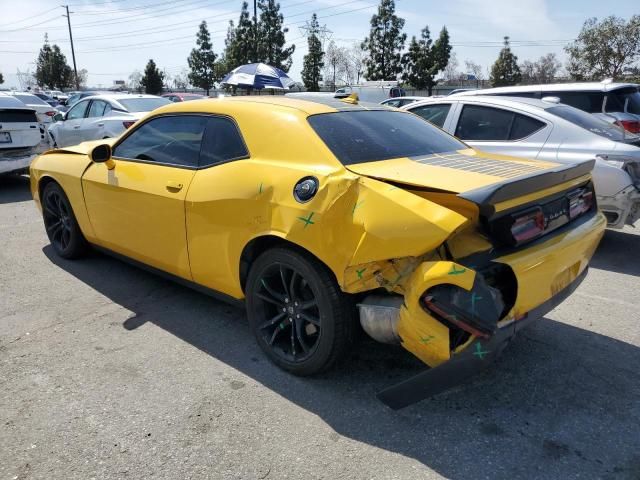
346,148 -> 561,194
41,137 -> 118,156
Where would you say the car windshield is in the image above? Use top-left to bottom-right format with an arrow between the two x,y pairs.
547,105 -> 637,142
118,97 -> 171,112
308,110 -> 466,165
606,87 -> 640,115
12,94 -> 49,106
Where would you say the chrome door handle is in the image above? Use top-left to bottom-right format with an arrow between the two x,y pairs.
166,181 -> 183,192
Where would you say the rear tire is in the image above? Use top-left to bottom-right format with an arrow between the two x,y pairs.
246,247 -> 356,376
41,182 -> 88,259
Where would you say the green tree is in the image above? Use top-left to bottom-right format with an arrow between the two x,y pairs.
402,26 -> 451,95
566,15 -> 640,80
140,59 -> 164,94
188,21 -> 219,95
223,2 -> 254,71
0,72 -> 3,85
361,0 -> 406,81
520,53 -> 561,84
301,14 -> 324,91
490,36 -> 522,87
256,0 -> 295,71
34,35 -> 74,89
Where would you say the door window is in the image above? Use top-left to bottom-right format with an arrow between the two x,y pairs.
199,117 -> 249,167
87,100 -> 108,118
455,105 -> 544,141
410,104 -> 451,128
66,100 -> 89,120
113,115 -> 207,168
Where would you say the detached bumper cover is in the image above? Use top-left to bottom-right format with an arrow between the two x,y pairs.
378,266 -> 588,409
0,154 -> 36,174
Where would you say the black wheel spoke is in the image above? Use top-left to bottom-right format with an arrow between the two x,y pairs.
300,312 -> 320,326
294,319 -> 309,353
46,220 -> 63,236
260,278 -> 285,302
299,300 -> 318,311
259,312 -> 286,330
269,324 -> 284,345
289,271 -> 299,301
256,292 -> 283,307
279,265 -> 290,298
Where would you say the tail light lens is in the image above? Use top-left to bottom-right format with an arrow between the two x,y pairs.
511,207 -> 545,244
615,120 -> 640,134
45,111 -> 56,117
568,188 -> 594,219
122,121 -> 135,129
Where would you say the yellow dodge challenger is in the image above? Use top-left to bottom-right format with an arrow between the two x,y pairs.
30,96 -> 606,409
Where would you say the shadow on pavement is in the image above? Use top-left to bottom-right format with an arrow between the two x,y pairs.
43,245 -> 640,479
0,174 -> 32,204
590,228 -> 640,277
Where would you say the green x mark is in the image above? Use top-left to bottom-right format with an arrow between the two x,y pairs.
297,212 -> 315,228
356,267 -> 366,279
258,182 -> 263,194
448,265 -> 467,276
420,335 -> 435,345
473,342 -> 490,360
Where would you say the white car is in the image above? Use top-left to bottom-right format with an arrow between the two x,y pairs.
8,92 -> 58,125
380,96 -> 426,108
47,94 -> 171,148
0,93 -> 42,175
402,95 -> 640,229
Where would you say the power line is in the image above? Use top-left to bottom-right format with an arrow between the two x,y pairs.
0,6 -> 59,27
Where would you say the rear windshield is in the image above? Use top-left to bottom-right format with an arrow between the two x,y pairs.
308,110 -> 466,165
118,97 -> 171,112
547,105 -> 635,142
12,94 -> 49,106
0,109 -> 38,122
605,87 -> 640,115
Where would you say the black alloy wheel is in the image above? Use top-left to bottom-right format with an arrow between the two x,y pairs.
246,247 -> 355,376
41,182 -> 87,259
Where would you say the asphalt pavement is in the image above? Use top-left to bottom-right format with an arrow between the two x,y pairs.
1,174 -> 639,480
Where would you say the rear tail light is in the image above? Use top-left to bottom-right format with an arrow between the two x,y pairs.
122,121 -> 135,129
615,120 -> 640,134
511,207 -> 544,244
45,111 -> 56,117
568,188 -> 594,219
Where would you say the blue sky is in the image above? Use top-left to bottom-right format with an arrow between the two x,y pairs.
0,0 -> 637,89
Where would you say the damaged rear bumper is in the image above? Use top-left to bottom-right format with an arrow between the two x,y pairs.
597,185 -> 640,228
377,266 -> 588,409
375,211 -> 606,409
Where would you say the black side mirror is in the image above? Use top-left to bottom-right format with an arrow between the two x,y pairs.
89,144 -> 115,170
53,113 -> 64,122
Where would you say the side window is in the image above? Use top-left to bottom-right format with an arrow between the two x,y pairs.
455,105 -> 513,140
547,91 -> 604,113
113,115 -> 208,168
87,100 -> 107,118
103,103 -> 112,115
384,99 -> 402,108
411,104 -> 451,128
66,101 -> 89,120
510,114 -> 545,140
199,116 -> 249,167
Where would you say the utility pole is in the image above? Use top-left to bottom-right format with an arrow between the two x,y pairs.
253,0 -> 258,63
62,5 -> 79,90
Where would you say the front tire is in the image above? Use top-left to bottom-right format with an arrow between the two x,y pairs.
41,182 -> 88,259
246,247 -> 355,376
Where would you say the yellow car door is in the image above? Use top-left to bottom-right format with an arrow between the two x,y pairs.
82,115 -> 208,279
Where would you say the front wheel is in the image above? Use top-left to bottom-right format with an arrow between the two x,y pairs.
246,247 -> 355,376
41,182 -> 88,259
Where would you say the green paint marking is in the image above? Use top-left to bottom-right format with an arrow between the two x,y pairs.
279,322 -> 286,330
352,200 -> 365,216
448,265 -> 467,276
297,212 -> 315,229
356,267 -> 366,279
259,182 -> 263,194
420,335 -> 435,345
469,292 -> 483,315
473,342 -> 490,360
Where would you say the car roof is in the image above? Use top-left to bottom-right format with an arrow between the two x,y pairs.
0,94 -> 35,110
407,94 -> 563,113
152,95 -> 390,116
382,96 -> 426,102
454,82 -> 639,96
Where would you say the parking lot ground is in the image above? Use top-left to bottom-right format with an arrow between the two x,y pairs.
1,174 -> 639,480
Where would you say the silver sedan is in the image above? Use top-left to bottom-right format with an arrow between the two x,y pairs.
402,95 -> 640,229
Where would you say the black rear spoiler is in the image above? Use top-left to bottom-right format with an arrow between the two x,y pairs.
458,159 -> 595,218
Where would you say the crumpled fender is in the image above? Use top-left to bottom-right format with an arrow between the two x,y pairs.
41,137 -> 117,156
397,261 -> 476,367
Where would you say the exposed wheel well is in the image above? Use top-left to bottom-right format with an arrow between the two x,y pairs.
38,176 -> 58,201
239,235 -> 336,293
